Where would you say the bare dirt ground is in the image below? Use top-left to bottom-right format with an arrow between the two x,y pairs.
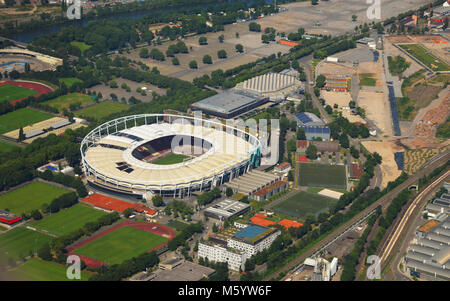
358,61 -> 384,88
358,90 -> 392,136
342,110 -> 367,124
321,90 -> 352,108
383,38 -> 422,78
256,0 -> 430,36
316,61 -> 354,77
361,140 -> 404,188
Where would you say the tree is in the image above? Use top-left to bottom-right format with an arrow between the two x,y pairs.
235,32 -> 240,38
352,15 -> 357,22
139,48 -> 149,58
296,127 -> 306,140
189,60 -> 198,69
316,74 -> 326,88
311,0 -> 318,5
37,243 -> 52,261
235,44 -> 244,53
152,194 -> 164,207
198,36 -> 208,45
218,35 -> 224,43
287,138 -> 297,153
172,57 -> 180,65
123,208 -> 134,218
31,209 -> 43,220
203,55 -> 212,64
306,144 -> 317,159
217,50 -> 227,59
226,187 -> 233,197
18,127 -> 25,142
249,22 -> 261,32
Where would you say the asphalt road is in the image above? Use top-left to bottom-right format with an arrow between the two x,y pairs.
268,152 -> 449,281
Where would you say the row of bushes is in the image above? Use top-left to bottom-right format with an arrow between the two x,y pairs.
38,170 -> 88,198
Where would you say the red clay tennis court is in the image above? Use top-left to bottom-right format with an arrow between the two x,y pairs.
0,80 -> 53,104
250,213 -> 303,229
82,193 -> 156,215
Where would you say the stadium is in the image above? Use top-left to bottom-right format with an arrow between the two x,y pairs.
81,114 -> 262,198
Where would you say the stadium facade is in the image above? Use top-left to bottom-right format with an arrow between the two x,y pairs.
81,114 -> 261,198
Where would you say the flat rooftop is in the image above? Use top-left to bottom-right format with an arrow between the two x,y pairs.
151,261 -> 215,281
204,199 -> 250,219
191,90 -> 263,115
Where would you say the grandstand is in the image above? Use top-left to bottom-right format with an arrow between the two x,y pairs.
81,114 -> 261,198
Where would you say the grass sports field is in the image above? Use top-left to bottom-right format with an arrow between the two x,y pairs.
152,153 -> 189,165
8,258 -> 91,281
399,44 -> 450,72
42,93 -> 94,112
299,163 -> 347,189
33,204 -> 107,236
74,226 -> 168,265
0,108 -> 54,135
272,191 -> 337,219
0,84 -> 37,103
59,78 -> 83,88
0,227 -> 52,264
0,181 -> 71,215
74,101 -> 129,120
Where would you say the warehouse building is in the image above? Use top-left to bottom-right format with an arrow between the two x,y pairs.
251,180 -> 289,202
295,112 -> 325,127
203,199 -> 251,220
303,126 -> 331,141
235,72 -> 304,101
224,170 -> 282,196
405,217 -> 450,280
190,90 -> 268,119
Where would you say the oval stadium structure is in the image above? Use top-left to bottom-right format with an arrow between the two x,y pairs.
81,114 -> 261,197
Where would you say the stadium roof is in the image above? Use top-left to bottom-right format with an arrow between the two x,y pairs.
191,90 -> 263,115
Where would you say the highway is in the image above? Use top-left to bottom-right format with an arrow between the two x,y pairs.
267,152 -> 449,281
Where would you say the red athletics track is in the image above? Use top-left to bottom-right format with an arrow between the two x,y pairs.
67,221 -> 176,268
0,80 -> 53,105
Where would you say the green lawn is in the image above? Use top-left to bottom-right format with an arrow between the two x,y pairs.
273,191 -> 337,219
152,153 -> 189,165
167,220 -> 190,231
74,101 -> 129,120
58,78 -> 83,88
8,258 -> 92,281
0,228 -> 53,265
42,92 -> 94,112
0,84 -> 37,103
32,204 -> 107,236
0,108 -> 54,135
70,41 -> 92,53
0,181 -> 71,215
359,73 -> 376,86
74,226 -> 168,265
0,140 -> 20,153
399,44 -> 450,72
298,163 -> 347,189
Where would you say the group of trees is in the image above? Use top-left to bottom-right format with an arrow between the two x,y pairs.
197,187 -> 221,206
167,222 -> 203,251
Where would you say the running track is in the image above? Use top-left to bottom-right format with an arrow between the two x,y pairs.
0,80 -> 53,105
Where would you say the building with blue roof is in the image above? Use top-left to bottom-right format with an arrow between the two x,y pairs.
295,112 -> 325,127
302,126 -> 331,141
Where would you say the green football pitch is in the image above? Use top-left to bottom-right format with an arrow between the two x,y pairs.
298,163 -> 347,189
0,108 -> 54,135
0,227 -> 53,264
33,204 -> 107,236
0,181 -> 71,215
74,226 -> 168,265
74,101 -> 129,120
152,153 -> 189,165
42,92 -> 94,112
273,191 -> 338,219
8,258 -> 92,281
0,84 -> 37,103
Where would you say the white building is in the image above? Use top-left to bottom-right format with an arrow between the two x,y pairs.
198,225 -> 281,271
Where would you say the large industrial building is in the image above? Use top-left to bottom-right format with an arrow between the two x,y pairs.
198,224 -> 281,271
235,72 -> 304,101
302,126 -> 331,141
224,169 -> 282,196
295,112 -> 325,127
81,114 -> 261,198
190,90 -> 268,119
203,199 -> 251,220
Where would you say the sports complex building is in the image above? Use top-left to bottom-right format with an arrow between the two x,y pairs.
81,114 -> 262,198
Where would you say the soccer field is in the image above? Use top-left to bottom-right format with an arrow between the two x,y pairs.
299,163 -> 347,189
74,101 -> 129,120
0,181 -> 71,215
152,153 -> 189,165
0,108 -> 54,135
74,226 -> 168,265
8,258 -> 91,281
0,228 -> 53,264
273,191 -> 337,219
42,93 -> 94,112
33,204 -> 107,236
0,84 -> 37,103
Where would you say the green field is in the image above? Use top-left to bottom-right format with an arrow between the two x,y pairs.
8,258 -> 92,281
59,78 -> 83,88
70,41 -> 92,53
0,108 -> 54,135
0,140 -> 20,153
167,220 -> 190,231
272,191 -> 337,219
0,228 -> 53,264
399,44 -> 450,72
0,84 -> 37,103
74,101 -> 129,120
33,204 -> 107,236
299,163 -> 347,189
152,153 -> 189,165
42,92 -> 94,112
359,73 -> 376,86
0,181 -> 71,215
74,226 -> 168,265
